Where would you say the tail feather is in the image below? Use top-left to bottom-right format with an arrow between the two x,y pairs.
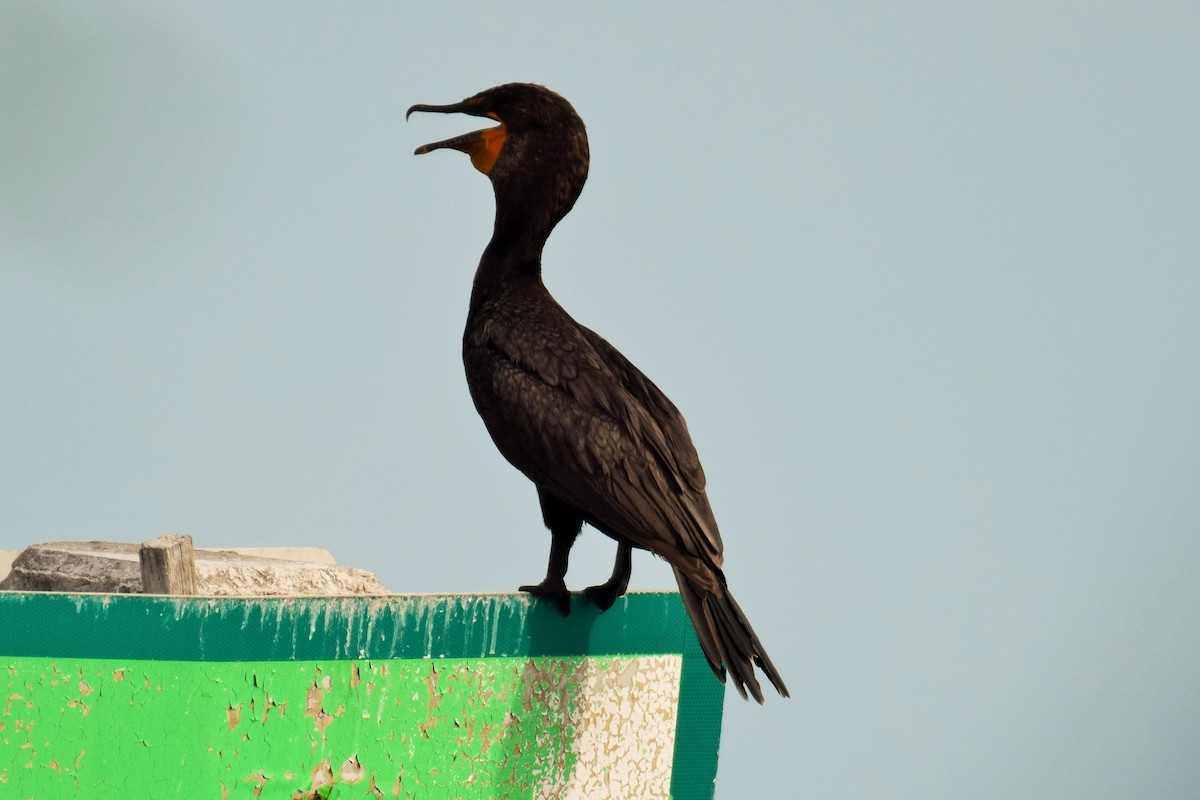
675,568 -> 790,704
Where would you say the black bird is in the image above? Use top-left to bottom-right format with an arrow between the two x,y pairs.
408,83 -> 788,703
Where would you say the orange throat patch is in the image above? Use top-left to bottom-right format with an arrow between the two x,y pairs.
469,124 -> 506,175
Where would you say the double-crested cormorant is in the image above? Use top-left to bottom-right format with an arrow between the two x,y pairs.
408,83 -> 788,703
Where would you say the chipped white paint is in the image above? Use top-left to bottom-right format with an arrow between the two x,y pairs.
529,655 -> 683,800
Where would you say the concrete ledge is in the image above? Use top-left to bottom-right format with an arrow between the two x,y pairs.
0,541 -> 386,596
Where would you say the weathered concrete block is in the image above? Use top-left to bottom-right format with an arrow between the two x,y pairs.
0,551 -> 17,586
0,540 -> 388,596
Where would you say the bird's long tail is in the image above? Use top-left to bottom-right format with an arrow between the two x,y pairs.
675,568 -> 790,703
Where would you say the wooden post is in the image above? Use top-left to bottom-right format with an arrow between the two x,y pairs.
139,534 -> 198,595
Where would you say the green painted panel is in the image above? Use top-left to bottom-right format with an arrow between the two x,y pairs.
0,592 -> 723,799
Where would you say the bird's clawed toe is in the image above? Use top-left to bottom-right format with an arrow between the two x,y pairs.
519,580 -> 572,616
583,578 -> 628,612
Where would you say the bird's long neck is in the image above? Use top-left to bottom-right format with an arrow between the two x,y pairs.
466,139 -> 588,316
468,233 -> 542,312
467,185 -> 563,315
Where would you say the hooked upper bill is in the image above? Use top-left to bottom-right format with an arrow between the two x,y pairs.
407,99 -> 507,175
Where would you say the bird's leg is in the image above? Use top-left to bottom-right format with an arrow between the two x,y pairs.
520,488 -> 583,616
518,528 -> 576,615
584,541 -> 633,612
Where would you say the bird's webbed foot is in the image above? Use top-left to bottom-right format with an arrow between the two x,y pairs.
519,578 -> 572,616
583,578 -> 627,612
583,541 -> 633,612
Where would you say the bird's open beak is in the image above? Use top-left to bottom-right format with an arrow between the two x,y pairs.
407,100 -> 507,175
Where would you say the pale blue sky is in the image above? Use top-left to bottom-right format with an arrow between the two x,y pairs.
3,3 -> 1199,797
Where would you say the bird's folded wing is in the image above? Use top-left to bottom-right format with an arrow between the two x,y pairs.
471,319 -> 724,574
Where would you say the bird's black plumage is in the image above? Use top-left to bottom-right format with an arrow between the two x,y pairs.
409,83 -> 788,702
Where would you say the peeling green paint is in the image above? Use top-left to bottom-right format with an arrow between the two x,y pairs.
0,592 -> 723,799
3,653 -> 681,798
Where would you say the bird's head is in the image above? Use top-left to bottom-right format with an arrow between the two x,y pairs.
408,83 -> 590,239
